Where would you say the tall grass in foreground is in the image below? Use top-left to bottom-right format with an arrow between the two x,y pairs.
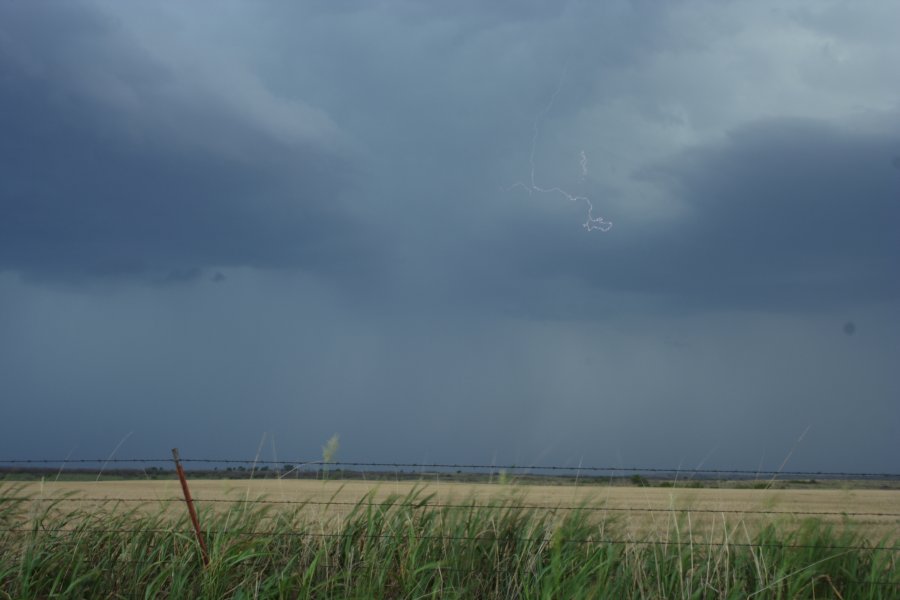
0,486 -> 897,599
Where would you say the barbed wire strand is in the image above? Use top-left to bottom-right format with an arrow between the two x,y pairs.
3,496 -> 898,519
2,458 -> 898,479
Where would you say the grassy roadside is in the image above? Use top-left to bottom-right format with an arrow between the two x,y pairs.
1,486 -> 897,598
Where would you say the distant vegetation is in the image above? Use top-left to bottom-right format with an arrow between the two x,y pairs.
2,468 -> 897,490
1,485 -> 897,598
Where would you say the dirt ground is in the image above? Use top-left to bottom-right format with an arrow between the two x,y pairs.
9,479 -> 899,542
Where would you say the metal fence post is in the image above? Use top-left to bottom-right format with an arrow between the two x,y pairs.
171,448 -> 210,567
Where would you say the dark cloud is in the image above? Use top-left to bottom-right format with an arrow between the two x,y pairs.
0,1 -> 897,472
467,117 -> 900,317
0,2 -> 373,283
636,118 -> 900,308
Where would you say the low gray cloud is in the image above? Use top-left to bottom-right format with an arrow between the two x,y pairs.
0,2 -> 372,283
637,117 -> 900,307
0,1 -> 897,472
461,116 -> 900,318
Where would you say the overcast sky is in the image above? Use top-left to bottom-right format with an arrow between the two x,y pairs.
1,1 -> 898,473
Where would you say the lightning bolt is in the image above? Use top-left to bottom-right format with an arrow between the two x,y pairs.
510,67 -> 612,232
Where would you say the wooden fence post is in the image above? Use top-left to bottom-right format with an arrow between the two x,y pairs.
171,448 -> 210,567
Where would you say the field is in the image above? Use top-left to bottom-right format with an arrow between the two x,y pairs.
2,477 -> 898,598
9,478 -> 900,541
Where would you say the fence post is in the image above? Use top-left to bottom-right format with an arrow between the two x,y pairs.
171,448 -> 210,567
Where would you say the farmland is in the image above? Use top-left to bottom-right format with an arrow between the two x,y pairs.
9,478 -> 900,540
2,477 -> 897,598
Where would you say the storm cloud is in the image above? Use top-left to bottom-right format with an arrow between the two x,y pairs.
485,116 -> 900,314
1,1 -> 898,472
0,2 -> 370,282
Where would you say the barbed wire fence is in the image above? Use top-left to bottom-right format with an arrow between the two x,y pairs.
2,455 -> 899,523
3,457 -> 899,479
2,494 -> 900,520
1,454 -> 898,589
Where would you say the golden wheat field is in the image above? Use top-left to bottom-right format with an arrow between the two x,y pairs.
14,479 -> 900,543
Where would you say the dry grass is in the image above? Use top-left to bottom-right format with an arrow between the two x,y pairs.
4,480 -> 898,598
16,479 -> 900,543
